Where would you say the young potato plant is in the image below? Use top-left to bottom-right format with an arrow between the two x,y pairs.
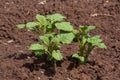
16,13 -> 75,70
72,26 -> 107,64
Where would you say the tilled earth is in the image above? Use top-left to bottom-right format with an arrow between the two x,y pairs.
0,0 -> 120,80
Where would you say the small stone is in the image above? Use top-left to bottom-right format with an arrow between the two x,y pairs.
38,77 -> 41,80
38,0 -> 46,5
41,71 -> 44,74
106,0 -> 109,3
7,40 -> 14,43
90,13 -> 98,17
67,78 -> 71,80
19,50 -> 24,53
27,56 -> 31,59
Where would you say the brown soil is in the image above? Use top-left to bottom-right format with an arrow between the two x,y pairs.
0,0 -> 120,80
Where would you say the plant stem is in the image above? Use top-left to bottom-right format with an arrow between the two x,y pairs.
79,45 -> 85,56
48,43 -> 57,71
84,44 -> 93,63
78,36 -> 86,56
77,38 -> 83,56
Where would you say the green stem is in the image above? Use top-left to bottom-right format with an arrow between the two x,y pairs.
48,43 -> 57,71
79,44 -> 85,56
78,36 -> 86,56
77,37 -> 82,56
84,44 -> 94,63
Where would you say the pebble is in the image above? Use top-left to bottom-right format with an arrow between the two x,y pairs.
38,77 -> 41,80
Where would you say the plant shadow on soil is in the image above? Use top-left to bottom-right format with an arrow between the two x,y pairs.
67,55 -> 96,71
12,53 -> 63,77
6,52 -> 96,71
66,56 -> 79,70
6,52 -> 97,78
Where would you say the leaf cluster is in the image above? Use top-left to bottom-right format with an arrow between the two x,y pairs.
16,14 -> 75,69
72,26 -> 107,63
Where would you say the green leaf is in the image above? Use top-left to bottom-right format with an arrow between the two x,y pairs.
79,26 -> 86,32
46,21 -> 52,28
72,30 -> 79,34
95,43 -> 107,49
51,37 -> 61,48
87,26 -> 96,31
39,35 -> 50,45
16,24 -> 25,29
36,14 -> 47,26
39,33 -> 55,45
87,36 -> 107,48
79,26 -> 96,34
46,13 -> 66,22
29,43 -> 44,50
52,50 -> 63,61
81,36 -> 87,45
72,54 -> 85,62
44,33 -> 55,37
79,57 -> 85,63
26,22 -> 40,30
72,53 -> 79,59
52,36 -> 60,43
55,22 -> 74,31
87,36 -> 102,44
35,50 -> 44,56
58,33 -> 75,44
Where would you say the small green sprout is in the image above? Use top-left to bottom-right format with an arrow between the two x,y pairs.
72,26 -> 107,64
16,13 -> 75,70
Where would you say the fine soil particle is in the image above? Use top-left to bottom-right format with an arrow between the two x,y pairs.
0,0 -> 120,80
